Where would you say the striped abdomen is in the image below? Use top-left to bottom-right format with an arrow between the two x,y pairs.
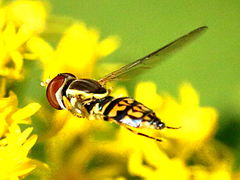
84,96 -> 166,129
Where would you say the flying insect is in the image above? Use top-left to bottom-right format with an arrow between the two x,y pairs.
43,26 -> 207,141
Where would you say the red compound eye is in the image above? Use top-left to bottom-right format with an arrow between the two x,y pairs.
46,74 -> 66,109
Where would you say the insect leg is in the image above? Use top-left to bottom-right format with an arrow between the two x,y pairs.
105,116 -> 163,142
125,127 -> 163,142
62,96 -> 86,118
165,125 -> 181,129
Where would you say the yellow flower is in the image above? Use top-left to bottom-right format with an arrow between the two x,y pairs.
134,81 -> 164,112
27,22 -> 120,80
4,0 -> 47,32
44,111 -> 124,180
0,0 -> 47,79
157,83 -> 217,157
0,90 -> 41,137
0,124 -> 38,180
127,138 -> 234,180
0,77 -> 44,179
128,149 -> 189,180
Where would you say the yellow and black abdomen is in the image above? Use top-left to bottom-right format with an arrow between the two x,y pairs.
84,96 -> 166,129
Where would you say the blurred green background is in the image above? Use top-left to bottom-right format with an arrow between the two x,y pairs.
13,0 -> 240,169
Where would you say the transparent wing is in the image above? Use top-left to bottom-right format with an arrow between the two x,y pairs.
98,26 -> 207,85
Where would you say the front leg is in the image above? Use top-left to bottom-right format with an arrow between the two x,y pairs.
62,96 -> 88,118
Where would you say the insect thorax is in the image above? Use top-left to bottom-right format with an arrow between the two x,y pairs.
66,79 -> 109,101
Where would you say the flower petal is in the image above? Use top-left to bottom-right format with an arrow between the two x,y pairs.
11,103 -> 41,122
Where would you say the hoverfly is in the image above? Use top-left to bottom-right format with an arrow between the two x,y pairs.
43,26 -> 207,142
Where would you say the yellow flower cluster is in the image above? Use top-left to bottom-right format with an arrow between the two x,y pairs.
0,125 -> 38,180
0,0 -> 47,79
0,71 -> 41,179
1,0 -> 240,180
0,0 -> 43,179
28,22 -> 119,80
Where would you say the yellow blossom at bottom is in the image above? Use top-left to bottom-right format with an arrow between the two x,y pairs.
44,110 -> 123,180
0,91 -> 41,137
0,124 -> 38,180
0,74 -> 42,179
